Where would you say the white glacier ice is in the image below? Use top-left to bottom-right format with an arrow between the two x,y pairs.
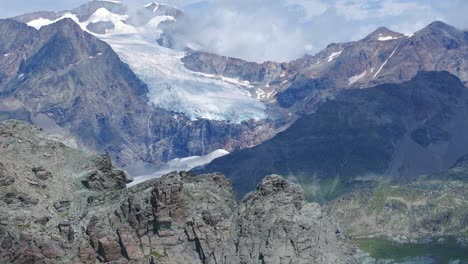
104,35 -> 266,121
27,6 -> 267,122
127,149 -> 229,187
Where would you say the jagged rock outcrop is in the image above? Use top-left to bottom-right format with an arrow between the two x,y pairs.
0,120 -> 357,263
182,50 -> 286,86
237,175 -> 356,263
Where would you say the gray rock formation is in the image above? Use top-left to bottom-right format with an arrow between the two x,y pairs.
237,175 -> 356,263
0,120 -> 357,263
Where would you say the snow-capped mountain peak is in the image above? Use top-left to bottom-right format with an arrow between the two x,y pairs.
365,26 -> 403,41
16,1 -> 268,122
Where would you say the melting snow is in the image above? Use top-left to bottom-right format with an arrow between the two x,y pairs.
193,72 -> 254,89
27,8 -> 172,36
97,0 -> 122,3
348,70 -> 367,85
327,50 -> 343,62
27,13 -> 80,29
127,149 -> 229,187
256,89 -> 266,99
152,3 -> 160,12
104,36 -> 266,121
373,46 -> 398,79
26,5 -> 267,122
147,15 -> 175,28
378,35 -> 400,41
87,8 -> 140,35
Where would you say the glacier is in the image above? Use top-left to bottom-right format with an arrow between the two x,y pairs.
27,4 -> 267,122
127,149 -> 229,187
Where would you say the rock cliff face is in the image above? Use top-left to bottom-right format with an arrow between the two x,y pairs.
0,120 -> 357,263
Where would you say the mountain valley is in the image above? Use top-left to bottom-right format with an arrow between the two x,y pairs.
0,0 -> 467,263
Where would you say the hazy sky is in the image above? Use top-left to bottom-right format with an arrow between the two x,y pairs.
1,0 -> 467,62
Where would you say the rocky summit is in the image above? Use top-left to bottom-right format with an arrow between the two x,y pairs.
0,120 -> 357,263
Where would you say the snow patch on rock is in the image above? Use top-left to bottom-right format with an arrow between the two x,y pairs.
27,13 -> 80,29
327,50 -> 343,62
349,70 -> 367,85
128,149 -> 229,187
373,46 -> 398,78
378,35 -> 399,41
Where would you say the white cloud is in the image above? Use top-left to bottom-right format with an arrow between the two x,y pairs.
285,0 -> 329,19
1,0 -> 467,62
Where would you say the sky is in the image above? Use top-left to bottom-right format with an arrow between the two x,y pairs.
1,0 -> 467,62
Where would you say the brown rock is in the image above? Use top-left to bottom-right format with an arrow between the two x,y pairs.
41,242 -> 65,259
117,225 -> 144,260
97,237 -> 122,262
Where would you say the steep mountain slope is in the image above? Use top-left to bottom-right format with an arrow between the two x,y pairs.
182,22 -> 468,114
200,71 -> 468,200
8,1 -> 467,184
327,154 -> 468,242
0,18 -> 275,169
0,18 -> 150,164
0,120 -> 358,263
15,0 -> 272,122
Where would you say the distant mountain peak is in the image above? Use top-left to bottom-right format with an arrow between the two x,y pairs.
143,1 -> 183,17
365,26 -> 403,41
426,20 -> 455,30
93,0 -> 122,4
415,20 -> 460,37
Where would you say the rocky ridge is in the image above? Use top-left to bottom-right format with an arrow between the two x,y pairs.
182,21 -> 468,114
200,71 -> 468,201
0,120 -> 357,263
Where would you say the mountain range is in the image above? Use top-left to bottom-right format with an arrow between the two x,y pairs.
0,0 -> 466,192
1,0 -> 468,263
199,71 -> 468,200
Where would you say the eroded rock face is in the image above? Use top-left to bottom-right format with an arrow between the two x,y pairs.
0,121 -> 357,263
0,163 -> 14,187
237,175 -> 357,264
